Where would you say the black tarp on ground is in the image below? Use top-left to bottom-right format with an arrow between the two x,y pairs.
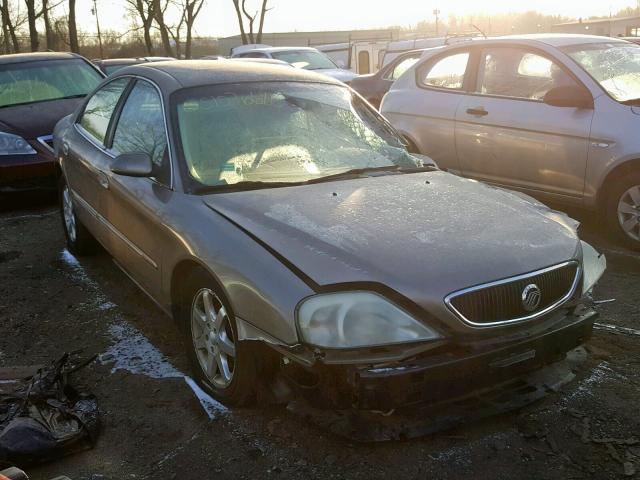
0,354 -> 99,467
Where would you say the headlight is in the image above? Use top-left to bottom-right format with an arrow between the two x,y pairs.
0,131 -> 36,155
297,291 -> 440,349
581,241 -> 606,294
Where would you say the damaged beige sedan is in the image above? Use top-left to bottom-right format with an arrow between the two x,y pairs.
54,60 -> 606,415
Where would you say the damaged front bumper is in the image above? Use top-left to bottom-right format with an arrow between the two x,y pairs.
281,307 -> 597,411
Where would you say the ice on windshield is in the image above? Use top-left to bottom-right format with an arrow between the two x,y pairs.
565,42 -> 640,102
176,83 -> 416,188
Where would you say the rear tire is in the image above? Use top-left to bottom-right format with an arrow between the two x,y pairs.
604,171 -> 640,251
58,175 -> 98,255
181,268 -> 258,406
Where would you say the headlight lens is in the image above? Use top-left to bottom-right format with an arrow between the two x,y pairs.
0,131 -> 36,155
581,241 -> 606,294
297,291 -> 440,349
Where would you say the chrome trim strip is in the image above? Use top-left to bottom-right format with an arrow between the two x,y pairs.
444,261 -> 581,328
71,190 -> 158,270
37,134 -> 55,154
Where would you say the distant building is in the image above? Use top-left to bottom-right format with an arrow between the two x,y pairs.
551,16 -> 640,37
217,29 -> 400,56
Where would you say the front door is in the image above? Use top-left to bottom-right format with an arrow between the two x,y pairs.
102,79 -> 173,299
455,46 -> 593,200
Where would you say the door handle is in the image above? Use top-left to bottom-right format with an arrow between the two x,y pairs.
466,107 -> 489,116
96,171 -> 109,189
62,142 -> 69,155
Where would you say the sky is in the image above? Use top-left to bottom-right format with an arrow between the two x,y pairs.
74,0 -> 640,38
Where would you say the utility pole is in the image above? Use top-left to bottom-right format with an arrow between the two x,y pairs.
433,9 -> 440,36
91,0 -> 104,58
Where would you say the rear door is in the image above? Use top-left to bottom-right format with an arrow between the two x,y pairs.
101,79 -> 173,298
63,77 -> 131,241
455,45 -> 593,199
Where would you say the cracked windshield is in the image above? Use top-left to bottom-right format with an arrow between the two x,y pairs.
175,82 -> 416,188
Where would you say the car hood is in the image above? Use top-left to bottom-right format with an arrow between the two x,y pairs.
0,97 -> 84,138
313,68 -> 358,83
203,171 -> 581,318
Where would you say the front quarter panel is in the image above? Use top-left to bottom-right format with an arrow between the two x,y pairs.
585,95 -> 640,205
161,192 -> 314,345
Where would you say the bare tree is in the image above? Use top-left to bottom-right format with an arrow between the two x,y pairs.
125,0 -> 156,55
231,0 -> 271,45
1,0 -> 21,53
42,0 -> 58,50
24,0 -> 40,51
182,0 -> 204,59
231,0 -> 247,44
152,0 -> 174,57
68,0 -> 79,52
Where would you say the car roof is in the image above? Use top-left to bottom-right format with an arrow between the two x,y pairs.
99,58 -> 145,65
0,51 -> 82,66
242,46 -> 320,53
451,33 -> 629,48
120,59 -> 343,89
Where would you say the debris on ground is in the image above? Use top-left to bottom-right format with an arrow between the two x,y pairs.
0,353 -> 99,467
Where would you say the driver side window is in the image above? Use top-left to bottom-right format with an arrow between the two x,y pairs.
111,80 -> 170,185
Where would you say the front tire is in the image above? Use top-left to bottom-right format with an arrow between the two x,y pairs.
58,176 -> 98,255
605,171 -> 640,250
182,268 -> 257,406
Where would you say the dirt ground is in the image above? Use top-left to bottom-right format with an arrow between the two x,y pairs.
1,192 -> 639,480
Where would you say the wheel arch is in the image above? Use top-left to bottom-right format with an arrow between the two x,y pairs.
169,258 -> 229,324
597,158 -> 640,208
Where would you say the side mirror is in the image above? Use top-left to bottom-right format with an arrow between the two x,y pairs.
110,152 -> 153,177
543,85 -> 593,109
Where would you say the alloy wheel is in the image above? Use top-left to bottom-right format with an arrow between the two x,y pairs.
62,185 -> 77,243
191,288 -> 236,388
617,185 -> 640,242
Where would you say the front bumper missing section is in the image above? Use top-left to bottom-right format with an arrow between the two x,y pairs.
285,308 -> 596,440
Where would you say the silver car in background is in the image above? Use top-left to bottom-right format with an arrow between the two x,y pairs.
381,34 -> 640,249
230,46 -> 358,84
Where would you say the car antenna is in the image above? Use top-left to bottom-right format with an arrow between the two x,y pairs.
471,24 -> 488,39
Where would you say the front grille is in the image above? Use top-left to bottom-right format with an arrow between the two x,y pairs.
446,262 -> 579,326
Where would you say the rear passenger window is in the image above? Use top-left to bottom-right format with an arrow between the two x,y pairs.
111,80 -> 170,185
477,48 -> 578,100
79,78 -> 129,144
418,52 -> 469,90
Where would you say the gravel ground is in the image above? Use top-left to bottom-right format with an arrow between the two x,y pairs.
0,193 -> 639,480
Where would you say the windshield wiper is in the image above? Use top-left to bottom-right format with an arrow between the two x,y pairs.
194,165 -> 438,194
304,164 -> 437,184
194,181 -> 295,195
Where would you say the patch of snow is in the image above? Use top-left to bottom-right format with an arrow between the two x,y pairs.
184,376 -> 227,418
98,301 -> 117,311
101,323 -> 183,379
565,361 -> 626,400
100,322 -> 228,417
58,249 -> 227,417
